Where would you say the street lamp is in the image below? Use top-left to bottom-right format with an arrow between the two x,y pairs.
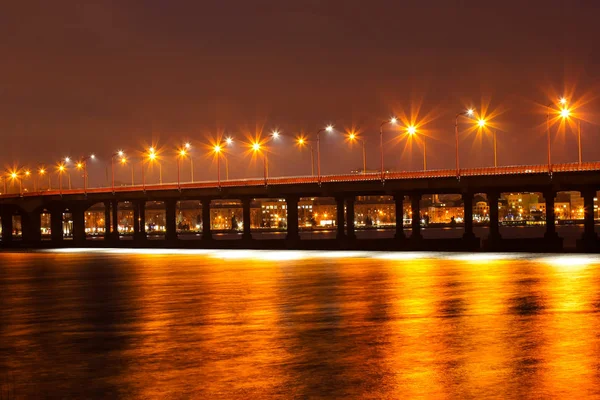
252,141 -> 268,185
476,118 -> 498,168
556,98 -> 582,165
23,170 -> 31,193
111,150 -> 124,192
379,117 -> 398,181
118,155 -> 135,186
146,147 -> 161,185
183,143 -> 194,182
455,109 -> 475,178
316,125 -> 334,182
77,154 -> 95,193
10,171 -> 22,195
38,167 -> 49,191
296,135 -> 315,176
63,157 -> 73,189
57,164 -> 66,194
406,126 -> 427,170
212,144 -> 222,187
177,147 -> 188,190
223,137 -> 234,180
347,132 -> 367,174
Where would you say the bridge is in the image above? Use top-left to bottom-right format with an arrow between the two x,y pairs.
1,162 -> 600,252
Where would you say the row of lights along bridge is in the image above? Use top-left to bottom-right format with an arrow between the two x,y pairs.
0,97 -> 583,195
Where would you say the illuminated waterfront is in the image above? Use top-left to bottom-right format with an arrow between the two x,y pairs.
1,250 -> 600,398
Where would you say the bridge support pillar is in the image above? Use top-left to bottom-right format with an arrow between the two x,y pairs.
22,211 -> 41,244
410,194 -> 422,241
336,196 -> 346,240
51,208 -> 63,243
394,193 -> 405,240
72,207 -> 86,244
242,198 -> 252,241
543,190 -> 562,250
201,198 -> 212,241
346,196 -> 356,240
487,192 -> 501,243
104,201 -> 112,241
165,199 -> 178,242
111,200 -> 120,240
285,196 -> 300,242
1,210 -> 13,245
578,188 -> 599,251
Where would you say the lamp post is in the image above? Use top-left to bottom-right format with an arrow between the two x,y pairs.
184,143 -> 193,182
10,172 -> 21,196
252,142 -> 267,186
57,164 -> 66,194
476,118 -> 497,167
406,126 -> 427,170
177,147 -> 187,190
37,167 -> 48,192
296,136 -> 315,176
111,151 -> 124,192
557,98 -> 582,165
147,147 -> 161,185
119,156 -> 134,186
348,132 -> 367,174
77,154 -> 95,194
224,137 -> 233,180
213,144 -> 222,187
455,109 -> 475,178
379,117 -> 398,181
64,157 -> 72,189
316,125 -> 333,183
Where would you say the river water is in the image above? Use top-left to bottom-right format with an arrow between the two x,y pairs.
1,249 -> 600,399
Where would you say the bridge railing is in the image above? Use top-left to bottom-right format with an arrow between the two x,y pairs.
2,162 -> 600,198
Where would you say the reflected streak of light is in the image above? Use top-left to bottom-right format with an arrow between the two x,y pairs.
539,255 -> 600,269
42,249 -> 600,266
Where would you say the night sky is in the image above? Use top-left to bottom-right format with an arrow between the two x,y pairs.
2,1 -> 600,185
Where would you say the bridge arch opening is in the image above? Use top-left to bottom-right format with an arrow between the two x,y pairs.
210,199 -> 242,240
552,190 -> 599,249
497,192 -> 546,240
299,196 -> 338,240
84,202 -> 107,239
418,193 -> 465,239
354,195 -> 400,239
115,201 -> 134,237
40,208 -> 52,240
250,198 -> 287,239
62,209 -> 73,239
144,201 -> 166,238
176,200 -> 202,238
